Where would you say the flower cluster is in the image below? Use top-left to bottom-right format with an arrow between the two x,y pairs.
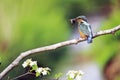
66,70 -> 84,80
36,67 -> 51,77
22,59 -> 51,77
22,59 -> 84,80
22,59 -> 35,68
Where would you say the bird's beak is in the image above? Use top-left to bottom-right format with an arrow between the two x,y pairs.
70,18 -> 76,24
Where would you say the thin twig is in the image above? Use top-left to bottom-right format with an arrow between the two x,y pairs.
10,72 -> 34,80
0,25 -> 120,79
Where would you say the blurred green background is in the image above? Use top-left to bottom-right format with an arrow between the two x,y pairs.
0,0 -> 120,80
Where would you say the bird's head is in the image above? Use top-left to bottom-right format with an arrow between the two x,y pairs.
70,15 -> 88,24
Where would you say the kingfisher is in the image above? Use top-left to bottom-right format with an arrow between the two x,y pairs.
70,16 -> 93,43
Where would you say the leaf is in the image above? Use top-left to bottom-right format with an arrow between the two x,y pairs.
68,76 -> 74,80
31,64 -> 38,71
36,72 -> 41,77
55,73 -> 63,79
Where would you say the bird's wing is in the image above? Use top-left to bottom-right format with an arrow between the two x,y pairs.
81,21 -> 93,36
87,25 -> 93,37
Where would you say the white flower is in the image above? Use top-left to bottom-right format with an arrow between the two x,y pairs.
78,70 -> 84,76
22,59 -> 51,77
44,67 -> 51,71
29,61 -> 37,67
36,67 -> 51,76
22,59 -> 32,68
22,62 -> 28,68
69,72 -> 75,79
75,75 -> 82,80
67,70 -> 76,79
36,67 -> 43,73
66,70 -> 84,80
42,69 -> 48,75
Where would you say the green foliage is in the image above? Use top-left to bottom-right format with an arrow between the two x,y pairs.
54,72 -> 63,79
31,65 -> 38,71
0,0 -> 70,79
36,72 -> 40,77
68,76 -> 74,80
92,1 -> 120,67
0,0 -> 118,79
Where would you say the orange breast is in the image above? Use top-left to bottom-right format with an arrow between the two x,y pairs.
78,27 -> 87,39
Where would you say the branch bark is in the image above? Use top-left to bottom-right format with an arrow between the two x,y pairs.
0,25 -> 120,79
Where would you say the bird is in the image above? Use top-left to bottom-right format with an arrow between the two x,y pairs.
70,16 -> 93,43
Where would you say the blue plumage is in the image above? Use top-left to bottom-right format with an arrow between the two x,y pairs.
87,35 -> 92,43
70,16 -> 93,43
79,20 -> 93,43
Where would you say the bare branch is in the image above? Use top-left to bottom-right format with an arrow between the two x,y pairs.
10,72 -> 34,80
0,25 -> 120,79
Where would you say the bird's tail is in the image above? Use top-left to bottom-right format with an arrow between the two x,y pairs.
87,35 -> 92,43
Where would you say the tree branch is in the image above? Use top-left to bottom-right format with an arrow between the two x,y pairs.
10,72 -> 34,80
0,25 -> 120,79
